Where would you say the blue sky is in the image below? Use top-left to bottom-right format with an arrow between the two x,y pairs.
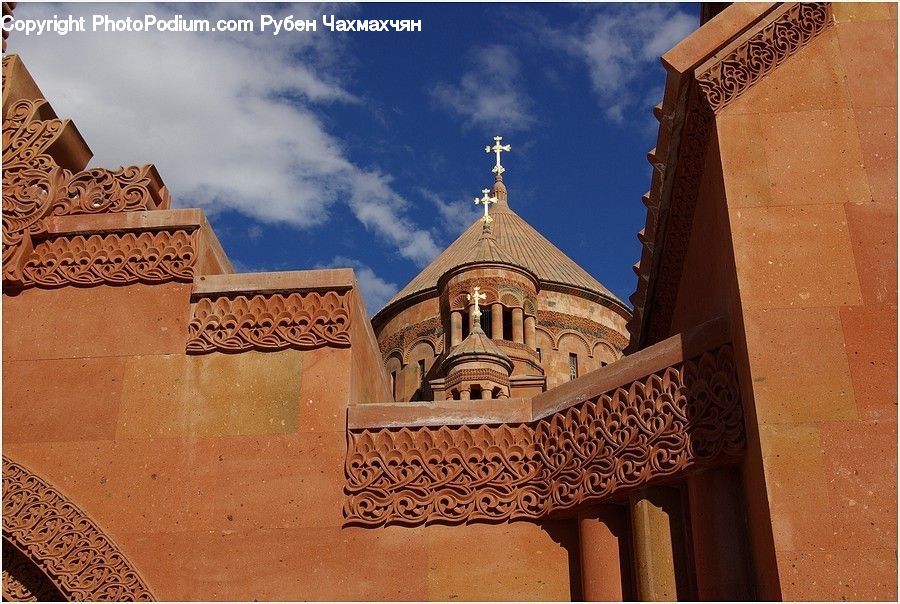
9,2 -> 699,312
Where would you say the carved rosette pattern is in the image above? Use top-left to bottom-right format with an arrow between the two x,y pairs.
447,277 -> 535,311
2,456 -> 155,601
187,290 -> 352,354
697,3 -> 832,112
2,69 -> 170,282
344,344 -> 744,526
20,229 -> 196,288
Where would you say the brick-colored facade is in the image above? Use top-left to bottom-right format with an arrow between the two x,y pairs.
2,3 -> 896,601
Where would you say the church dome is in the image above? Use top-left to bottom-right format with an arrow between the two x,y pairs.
374,177 -> 629,322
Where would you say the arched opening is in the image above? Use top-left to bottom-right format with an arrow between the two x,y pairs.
2,538 -> 65,602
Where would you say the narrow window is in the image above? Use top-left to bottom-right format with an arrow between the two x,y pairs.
390,370 -> 397,399
569,353 -> 578,381
418,359 -> 426,388
536,347 -> 542,362
462,318 -> 470,340
502,308 -> 513,340
480,309 -> 492,336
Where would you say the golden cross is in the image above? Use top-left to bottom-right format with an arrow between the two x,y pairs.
466,286 -> 487,319
474,188 -> 498,224
485,135 -> 511,176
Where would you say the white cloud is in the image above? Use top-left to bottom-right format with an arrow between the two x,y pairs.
316,256 -> 398,314
553,5 -> 696,123
8,3 -> 440,265
429,44 -> 534,132
417,188 -> 479,237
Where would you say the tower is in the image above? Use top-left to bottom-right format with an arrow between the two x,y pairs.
373,136 -> 632,402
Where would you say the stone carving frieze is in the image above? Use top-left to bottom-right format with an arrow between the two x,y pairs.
2,456 -> 155,601
447,277 -> 534,312
379,316 -> 443,363
696,3 -> 832,112
187,290 -> 353,354
344,344 -> 744,527
444,367 -> 511,390
20,229 -> 196,288
2,60 -> 170,283
3,539 -> 66,602
537,310 -> 629,352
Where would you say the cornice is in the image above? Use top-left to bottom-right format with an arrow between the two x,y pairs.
627,3 -> 833,351
344,339 -> 744,527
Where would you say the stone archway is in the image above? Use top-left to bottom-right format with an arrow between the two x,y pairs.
2,456 -> 156,601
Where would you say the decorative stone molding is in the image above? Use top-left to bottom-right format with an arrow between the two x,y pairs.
20,229 -> 195,288
379,316 -> 443,363
537,310 -> 629,352
2,456 -> 155,601
443,367 -> 510,391
629,3 -> 834,348
187,290 -> 352,354
696,3 -> 832,112
344,343 -> 744,527
3,539 -> 66,601
628,84 -> 715,349
2,59 -> 169,283
447,277 -> 534,311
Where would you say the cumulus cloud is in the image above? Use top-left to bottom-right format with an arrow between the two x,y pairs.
545,5 -> 696,124
8,2 -> 440,265
316,256 -> 399,314
417,188 -> 479,237
429,44 -> 534,132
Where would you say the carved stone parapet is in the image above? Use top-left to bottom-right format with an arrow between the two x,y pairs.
344,343 -> 744,527
2,456 -> 155,601
2,57 -> 171,285
696,3 -> 832,112
20,229 -> 195,288
187,290 -> 353,354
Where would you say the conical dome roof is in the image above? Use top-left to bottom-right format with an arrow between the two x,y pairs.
377,179 -> 626,316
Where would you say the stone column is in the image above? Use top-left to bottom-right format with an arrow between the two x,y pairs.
491,303 -> 503,340
459,387 -> 471,401
629,487 -> 691,601
480,387 -> 492,400
450,311 -> 462,346
578,505 -> 631,601
512,307 -> 524,343
524,315 -> 536,349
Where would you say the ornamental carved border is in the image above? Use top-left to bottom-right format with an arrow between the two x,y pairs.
641,85 -> 715,348
3,56 -> 169,284
447,277 -> 535,312
2,456 -> 155,601
187,290 -> 353,354
344,343 -> 744,527
444,367 -> 510,390
537,310 -> 629,352
696,3 -> 832,112
380,316 -> 443,363
19,229 -> 196,289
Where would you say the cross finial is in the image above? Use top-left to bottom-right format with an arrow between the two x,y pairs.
474,188 -> 498,225
466,286 -> 487,320
485,135 -> 511,177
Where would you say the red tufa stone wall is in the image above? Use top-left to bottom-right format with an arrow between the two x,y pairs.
1,54 -> 579,600
634,2 -> 897,600
717,4 -> 898,599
